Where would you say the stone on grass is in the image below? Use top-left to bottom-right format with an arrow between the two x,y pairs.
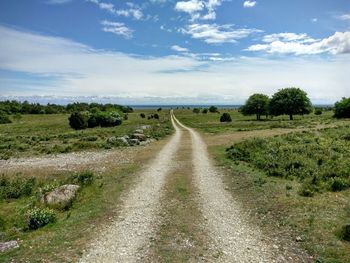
132,133 -> 146,141
107,136 -> 117,144
134,129 -> 144,134
41,184 -> 80,209
0,240 -> 19,252
116,137 -> 129,146
129,139 -> 140,146
140,125 -> 151,130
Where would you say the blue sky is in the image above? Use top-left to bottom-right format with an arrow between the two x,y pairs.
0,0 -> 349,104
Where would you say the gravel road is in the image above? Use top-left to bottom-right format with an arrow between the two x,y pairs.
172,113 -> 306,263
79,116 -> 182,263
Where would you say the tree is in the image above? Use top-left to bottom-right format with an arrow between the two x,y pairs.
269,88 -> 312,120
209,106 -> 218,113
157,107 -> 162,112
240,94 -> 269,121
202,108 -> 208,114
220,113 -> 232,122
154,113 -> 160,119
334,97 -> 350,118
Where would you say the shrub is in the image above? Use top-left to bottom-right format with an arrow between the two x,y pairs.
209,106 -> 218,113
330,177 -> 349,192
157,107 -> 162,112
202,108 -> 208,114
154,113 -> 160,120
124,114 -> 128,120
0,113 -> 12,124
68,171 -> 94,186
140,113 -> 146,118
26,207 -> 56,230
220,113 -> 232,122
334,97 -> 350,118
193,108 -> 200,114
0,176 -> 36,199
69,112 -> 89,130
314,109 -> 322,115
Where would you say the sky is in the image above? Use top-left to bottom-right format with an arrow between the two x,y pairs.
0,0 -> 349,105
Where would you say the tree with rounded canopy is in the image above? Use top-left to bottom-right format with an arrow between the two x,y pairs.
240,93 -> 269,121
334,97 -> 350,118
269,88 -> 312,120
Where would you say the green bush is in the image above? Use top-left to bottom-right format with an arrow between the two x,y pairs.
0,113 -> 12,124
193,108 -> 200,114
220,113 -> 232,122
314,109 -> 323,115
154,113 -> 160,120
209,106 -> 218,113
0,176 -> 36,199
68,171 -> 94,186
68,111 -> 89,130
334,97 -> 350,118
330,177 -> 349,192
202,108 -> 208,114
140,113 -> 146,118
26,207 -> 56,230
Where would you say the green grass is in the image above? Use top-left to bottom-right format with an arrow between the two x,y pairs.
0,165 -> 139,262
175,109 -> 341,134
0,109 -> 173,159
225,125 -> 350,195
214,148 -> 350,263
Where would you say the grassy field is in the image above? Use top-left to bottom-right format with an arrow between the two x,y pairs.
175,109 -> 350,263
0,109 -> 173,159
175,108 -> 343,134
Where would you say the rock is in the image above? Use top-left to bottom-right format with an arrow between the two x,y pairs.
129,139 -> 140,146
134,129 -> 144,134
132,133 -> 146,141
116,137 -> 129,146
107,136 -> 117,144
122,135 -> 130,140
0,241 -> 19,252
140,125 -> 151,130
295,236 -> 303,242
41,184 -> 80,209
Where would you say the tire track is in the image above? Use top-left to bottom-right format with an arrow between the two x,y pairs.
79,115 -> 182,263
173,113 -> 284,263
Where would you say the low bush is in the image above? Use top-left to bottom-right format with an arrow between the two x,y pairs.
68,111 -> 89,130
26,207 -> 56,230
226,126 -> 350,195
0,175 -> 36,199
140,113 -> 146,118
68,171 -> 94,186
220,113 -> 232,122
209,106 -> 218,113
154,113 -> 159,120
314,109 -> 323,115
193,108 -> 200,114
0,113 -> 12,124
202,108 -> 208,114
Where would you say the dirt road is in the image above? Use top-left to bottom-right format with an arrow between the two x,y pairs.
80,112 -> 308,262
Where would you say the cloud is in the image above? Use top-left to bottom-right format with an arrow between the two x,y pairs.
243,1 -> 256,8
46,0 -> 72,4
247,31 -> 350,55
0,25 -> 349,104
87,0 -> 144,20
311,18 -> 318,23
100,20 -> 133,39
171,45 -> 189,52
174,0 -> 223,21
180,23 -> 262,44
337,14 -> 350,21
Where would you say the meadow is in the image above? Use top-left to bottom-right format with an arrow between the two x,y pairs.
0,110 -> 173,159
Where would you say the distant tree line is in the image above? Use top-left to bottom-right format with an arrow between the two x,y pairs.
0,100 -> 133,115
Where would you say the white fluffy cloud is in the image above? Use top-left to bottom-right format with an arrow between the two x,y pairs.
247,31 -> 350,55
243,1 -> 256,8
87,0 -> 144,20
174,0 -> 223,21
100,20 -> 133,39
0,25 -> 349,104
180,23 -> 262,44
337,14 -> 350,21
171,45 -> 189,52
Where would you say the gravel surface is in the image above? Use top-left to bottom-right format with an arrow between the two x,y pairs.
79,116 -> 182,263
173,114 -> 307,263
0,148 -> 136,172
